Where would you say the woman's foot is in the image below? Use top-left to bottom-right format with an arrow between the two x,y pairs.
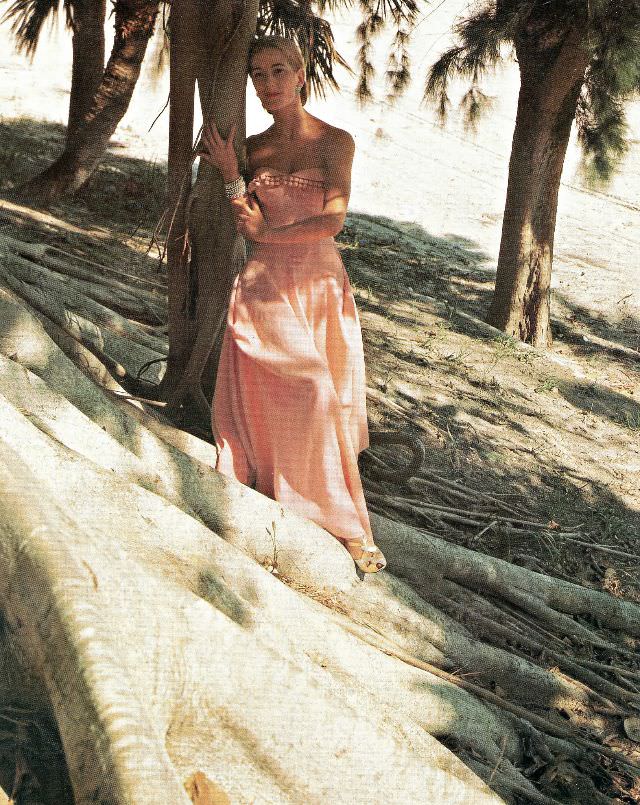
344,540 -> 387,573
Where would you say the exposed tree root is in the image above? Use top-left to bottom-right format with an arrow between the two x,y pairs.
1,272 -> 639,803
1,248 -> 163,323
371,514 -> 640,637
1,235 -> 165,311
431,581 -> 639,706
0,254 -> 167,353
342,621 -> 640,773
0,434 -> 507,804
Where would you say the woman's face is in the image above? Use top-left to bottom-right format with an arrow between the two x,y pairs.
249,48 -> 304,113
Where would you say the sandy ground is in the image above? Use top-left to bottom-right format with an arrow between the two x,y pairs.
1,4 -> 638,331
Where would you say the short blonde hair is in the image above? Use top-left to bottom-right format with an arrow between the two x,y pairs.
248,36 -> 308,105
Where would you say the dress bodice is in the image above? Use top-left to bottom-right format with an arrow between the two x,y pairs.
248,169 -> 326,229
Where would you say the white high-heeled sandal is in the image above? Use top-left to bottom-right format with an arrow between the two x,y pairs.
344,541 -> 387,573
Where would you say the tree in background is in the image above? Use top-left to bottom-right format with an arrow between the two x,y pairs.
2,0 -> 159,203
3,0 -> 108,138
423,0 -> 640,346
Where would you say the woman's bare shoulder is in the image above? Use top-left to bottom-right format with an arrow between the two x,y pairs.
309,118 -> 353,159
312,118 -> 354,147
317,123 -> 355,166
246,128 -> 274,165
247,129 -> 271,147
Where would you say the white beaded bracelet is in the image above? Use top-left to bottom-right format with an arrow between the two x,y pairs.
224,176 -> 247,199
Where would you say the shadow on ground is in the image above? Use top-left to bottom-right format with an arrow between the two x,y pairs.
1,116 -> 639,805
1,116 -> 637,555
343,211 -> 640,365
0,117 -> 167,268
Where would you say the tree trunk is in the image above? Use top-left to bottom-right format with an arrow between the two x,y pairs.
159,0 -> 258,422
16,0 -> 159,205
161,0 -> 200,408
485,25 -> 591,347
67,0 -> 107,138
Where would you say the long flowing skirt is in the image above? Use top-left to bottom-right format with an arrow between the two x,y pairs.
212,238 -> 374,544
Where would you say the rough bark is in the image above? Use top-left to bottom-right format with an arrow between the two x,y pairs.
16,0 -> 159,204
486,24 -> 591,347
161,0 -> 202,411
159,0 -> 257,421
67,0 -> 107,137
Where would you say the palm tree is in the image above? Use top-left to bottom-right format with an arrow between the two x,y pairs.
423,0 -> 640,346
3,0 -> 159,204
3,0 -> 107,141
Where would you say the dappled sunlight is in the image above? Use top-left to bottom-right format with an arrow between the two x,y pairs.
0,118 -> 167,237
0,197 -> 114,242
0,354 -> 141,475
0,292 -> 560,800
558,378 -> 640,447
0,410 -> 506,803
342,212 -> 495,328
342,211 -> 639,559
197,570 -> 256,627
1,109 -> 639,803
555,291 -> 640,360
0,294 -> 58,367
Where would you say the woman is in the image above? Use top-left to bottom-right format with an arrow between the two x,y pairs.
202,36 -> 386,573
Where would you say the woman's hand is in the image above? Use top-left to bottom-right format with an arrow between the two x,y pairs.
200,122 -> 239,182
236,196 -> 269,242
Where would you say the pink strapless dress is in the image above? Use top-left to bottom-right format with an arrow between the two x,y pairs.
212,169 -> 374,544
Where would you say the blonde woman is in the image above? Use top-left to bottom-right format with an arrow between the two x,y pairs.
202,36 -> 386,573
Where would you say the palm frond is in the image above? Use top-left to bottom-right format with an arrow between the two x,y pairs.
574,6 -> 640,183
422,44 -> 462,122
379,0 -> 417,24
2,0 -> 72,58
257,0 -> 352,99
315,0 -> 353,15
353,0 -> 419,104
576,91 -> 628,183
353,0 -> 386,103
385,24 -> 413,102
146,24 -> 169,89
423,2 -> 520,125
459,84 -> 494,132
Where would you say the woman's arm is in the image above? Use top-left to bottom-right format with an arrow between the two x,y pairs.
200,123 -> 254,219
237,129 -> 355,244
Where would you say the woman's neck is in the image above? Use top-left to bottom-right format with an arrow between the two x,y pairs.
270,103 -> 308,140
